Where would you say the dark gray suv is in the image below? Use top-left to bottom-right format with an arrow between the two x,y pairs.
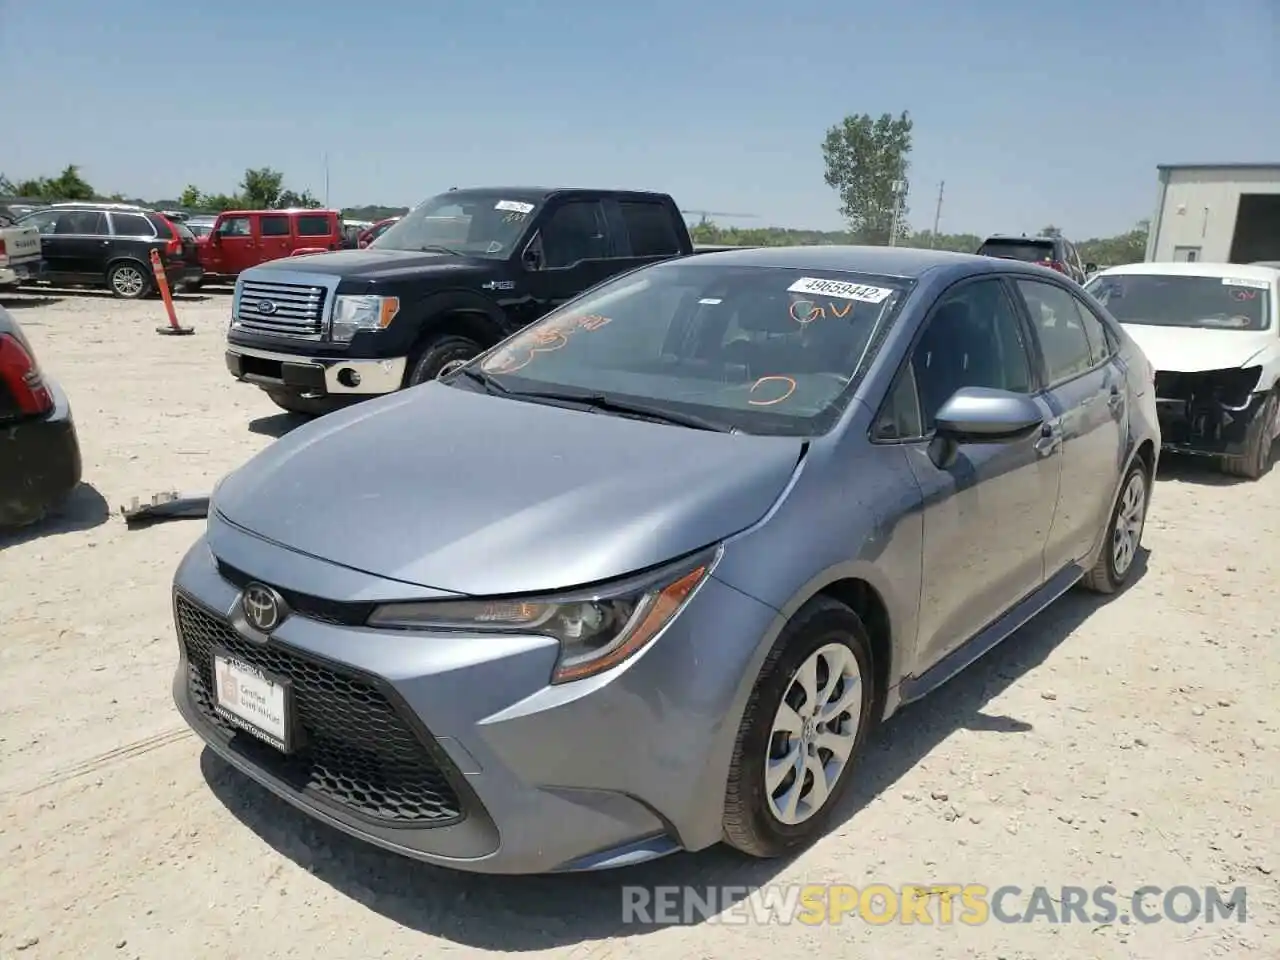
977,234 -> 1093,285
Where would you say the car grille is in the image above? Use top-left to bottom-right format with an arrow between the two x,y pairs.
175,593 -> 464,826
235,279 -> 327,338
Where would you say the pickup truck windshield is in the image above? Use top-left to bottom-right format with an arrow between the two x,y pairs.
469,261 -> 908,436
371,191 -> 540,258
1086,273 -> 1272,331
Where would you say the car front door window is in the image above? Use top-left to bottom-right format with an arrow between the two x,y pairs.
1015,280 -> 1094,384
539,201 -> 607,269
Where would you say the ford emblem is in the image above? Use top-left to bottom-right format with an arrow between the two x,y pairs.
257,299 -> 278,315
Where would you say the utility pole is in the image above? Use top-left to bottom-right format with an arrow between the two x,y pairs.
888,180 -> 906,247
930,181 -> 945,247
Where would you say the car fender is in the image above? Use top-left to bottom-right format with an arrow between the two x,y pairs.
407,288 -> 510,346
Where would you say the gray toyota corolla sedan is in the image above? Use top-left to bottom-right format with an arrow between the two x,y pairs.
172,246 -> 1159,874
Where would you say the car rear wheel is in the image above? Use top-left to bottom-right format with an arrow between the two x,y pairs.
107,261 -> 152,299
1222,391 -> 1277,480
722,597 -> 874,858
406,335 -> 483,387
1080,460 -> 1148,594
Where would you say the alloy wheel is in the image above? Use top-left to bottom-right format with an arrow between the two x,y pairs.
112,265 -> 145,297
765,642 -> 863,826
1112,471 -> 1146,577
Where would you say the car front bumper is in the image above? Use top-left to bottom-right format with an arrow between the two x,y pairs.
0,377 -> 82,527
225,345 -> 406,396
1155,387 -> 1270,458
170,528 -> 778,874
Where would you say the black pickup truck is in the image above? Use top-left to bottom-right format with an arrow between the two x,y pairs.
224,186 -> 696,415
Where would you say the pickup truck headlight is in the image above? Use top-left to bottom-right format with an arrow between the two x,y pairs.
331,295 -> 399,342
365,547 -> 720,684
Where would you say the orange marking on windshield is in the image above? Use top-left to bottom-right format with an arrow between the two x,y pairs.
828,300 -> 852,318
789,300 -> 824,324
748,375 -> 797,406
481,313 -> 612,375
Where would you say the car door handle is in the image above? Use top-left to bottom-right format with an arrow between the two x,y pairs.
1035,423 -> 1062,457
1108,385 -> 1124,413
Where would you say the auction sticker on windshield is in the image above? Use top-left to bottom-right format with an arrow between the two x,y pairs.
495,200 -> 535,214
1222,277 -> 1270,289
787,277 -> 894,303
212,651 -> 293,753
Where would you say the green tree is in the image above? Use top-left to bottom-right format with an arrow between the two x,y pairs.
178,184 -> 203,208
821,111 -> 914,244
6,164 -> 96,201
1077,220 -> 1149,267
277,188 -> 322,209
239,167 -> 285,209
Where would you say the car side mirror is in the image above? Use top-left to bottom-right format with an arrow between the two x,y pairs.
935,387 -> 1044,441
1084,262 -> 1098,274
522,245 -> 543,271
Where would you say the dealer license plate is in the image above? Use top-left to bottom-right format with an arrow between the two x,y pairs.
212,650 -> 293,753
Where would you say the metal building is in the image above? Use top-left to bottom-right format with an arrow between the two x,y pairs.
1145,162 -> 1280,264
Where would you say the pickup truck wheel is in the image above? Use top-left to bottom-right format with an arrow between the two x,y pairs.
1222,391 -> 1277,480
264,389 -> 347,418
407,335 -> 483,387
107,260 -> 153,299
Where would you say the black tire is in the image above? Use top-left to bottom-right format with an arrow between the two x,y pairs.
263,389 -> 348,418
722,597 -> 875,859
185,278 -> 204,292
1080,458 -> 1149,594
106,260 -> 153,300
406,334 -> 483,387
1222,391 -> 1277,480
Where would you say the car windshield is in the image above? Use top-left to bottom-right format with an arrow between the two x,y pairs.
371,192 -> 537,257
464,262 -> 909,436
1086,273 -> 1272,331
977,239 -> 1056,263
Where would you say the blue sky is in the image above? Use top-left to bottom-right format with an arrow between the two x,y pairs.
2,0 -> 1277,237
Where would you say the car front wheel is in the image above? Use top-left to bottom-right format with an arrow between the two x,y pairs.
722,597 -> 874,858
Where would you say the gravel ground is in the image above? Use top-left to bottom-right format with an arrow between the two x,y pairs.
0,288 -> 1277,960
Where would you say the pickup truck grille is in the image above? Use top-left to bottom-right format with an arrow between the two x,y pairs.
236,280 -> 327,338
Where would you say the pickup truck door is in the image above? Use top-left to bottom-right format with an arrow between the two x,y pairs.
517,199 -> 620,323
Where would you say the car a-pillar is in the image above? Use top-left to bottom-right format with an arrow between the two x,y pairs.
404,310 -> 503,386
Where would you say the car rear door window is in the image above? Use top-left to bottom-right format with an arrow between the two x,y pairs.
55,211 -> 109,235
618,201 -> 682,257
295,215 -> 331,237
910,278 -> 1034,430
260,215 -> 290,237
539,201 -> 607,268
1015,279 -> 1095,383
110,212 -> 154,237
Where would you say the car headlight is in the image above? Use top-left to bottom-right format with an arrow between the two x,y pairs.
331,294 -> 399,342
366,547 -> 720,684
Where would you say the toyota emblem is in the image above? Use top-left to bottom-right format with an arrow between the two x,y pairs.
257,299 -> 278,315
241,583 -> 285,633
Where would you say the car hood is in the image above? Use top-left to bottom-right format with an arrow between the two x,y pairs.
1120,323 -> 1276,373
213,384 -> 804,596
250,247 -> 479,284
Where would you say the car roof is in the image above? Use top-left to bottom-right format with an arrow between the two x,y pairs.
1095,261 -> 1280,281
680,244 -> 1066,281
47,201 -> 154,212
442,186 -> 674,204
218,208 -> 339,216
981,234 -> 1060,243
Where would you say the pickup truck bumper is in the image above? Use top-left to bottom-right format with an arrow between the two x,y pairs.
225,344 -> 406,396
0,256 -> 43,287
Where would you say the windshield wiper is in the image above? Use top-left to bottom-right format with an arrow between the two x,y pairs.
505,389 -> 732,432
419,244 -> 462,256
449,367 -> 511,394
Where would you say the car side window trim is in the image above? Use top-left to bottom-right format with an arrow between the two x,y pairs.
1007,276 -> 1112,390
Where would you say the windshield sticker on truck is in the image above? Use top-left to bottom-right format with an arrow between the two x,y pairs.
699,298 -> 723,305
495,200 -> 535,214
1222,277 -> 1270,290
787,277 -> 894,303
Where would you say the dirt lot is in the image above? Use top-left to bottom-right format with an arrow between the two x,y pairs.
0,288 -> 1277,960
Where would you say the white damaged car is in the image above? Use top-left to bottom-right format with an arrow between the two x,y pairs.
1084,261 -> 1280,480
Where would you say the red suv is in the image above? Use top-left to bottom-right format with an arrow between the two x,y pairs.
976,234 -> 1094,285
196,209 -> 345,285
